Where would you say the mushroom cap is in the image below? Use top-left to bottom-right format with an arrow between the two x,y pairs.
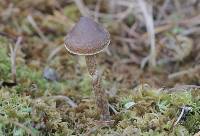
64,17 -> 110,55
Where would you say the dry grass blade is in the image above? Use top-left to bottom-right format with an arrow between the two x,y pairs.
108,104 -> 118,114
47,45 -> 63,63
168,65 -> 200,79
89,6 -> 134,22
161,85 -> 200,93
138,0 -> 156,68
173,107 -> 185,127
39,95 -> 78,108
73,0 -> 90,17
94,0 -> 102,22
9,36 -> 22,83
157,0 -> 170,22
27,15 -> 49,43
113,36 -> 136,44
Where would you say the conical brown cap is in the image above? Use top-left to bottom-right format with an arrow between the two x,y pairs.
64,17 -> 110,55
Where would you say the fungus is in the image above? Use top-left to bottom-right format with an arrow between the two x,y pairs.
64,17 -> 111,121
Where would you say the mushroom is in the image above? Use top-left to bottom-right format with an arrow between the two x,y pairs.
64,17 -> 111,121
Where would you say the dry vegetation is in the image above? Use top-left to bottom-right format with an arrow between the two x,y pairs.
0,0 -> 200,135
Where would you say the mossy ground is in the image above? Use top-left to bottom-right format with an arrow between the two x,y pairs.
0,39 -> 199,135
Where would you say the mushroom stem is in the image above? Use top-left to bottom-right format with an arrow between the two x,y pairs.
85,55 -> 110,121
85,55 -> 97,76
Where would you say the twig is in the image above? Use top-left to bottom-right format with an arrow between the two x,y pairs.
116,6 -> 134,23
142,24 -> 172,38
161,85 -> 200,93
168,65 -> 200,79
47,45 -> 63,63
89,6 -> 134,23
108,104 -> 118,114
39,95 -> 78,108
113,36 -> 136,44
138,0 -> 156,67
129,23 -> 141,38
157,0 -> 170,22
140,56 -> 149,69
173,107 -> 185,127
9,36 -> 22,83
27,15 -> 49,43
74,0 -> 134,22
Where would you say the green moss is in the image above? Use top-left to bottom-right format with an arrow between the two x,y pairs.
0,88 -> 38,135
78,75 -> 92,96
